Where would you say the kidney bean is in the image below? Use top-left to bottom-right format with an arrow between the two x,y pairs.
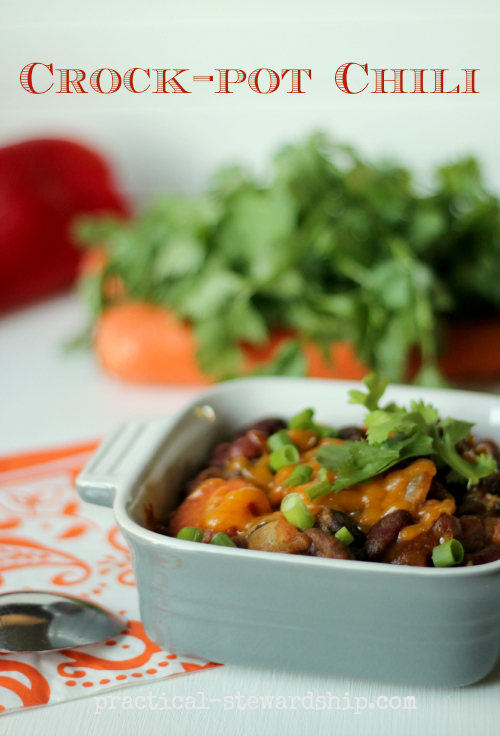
427,480 -> 448,502
304,528 -> 356,560
475,439 -> 500,462
316,507 -> 366,548
459,515 -> 486,553
455,499 -> 487,516
210,442 -> 231,467
387,513 -> 461,566
241,418 -> 287,437
339,426 -> 366,441
432,513 -> 462,543
464,545 -> 500,566
478,472 -> 500,496
228,430 -> 267,460
249,429 -> 269,451
185,467 -> 223,494
365,510 -> 413,560
248,517 -> 311,554
485,517 -> 500,544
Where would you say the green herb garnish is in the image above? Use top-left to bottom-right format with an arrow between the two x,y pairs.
280,493 -> 315,531
316,373 -> 496,491
269,445 -> 300,472
283,464 -> 314,488
432,539 -> 464,567
335,526 -> 355,546
210,532 -> 237,547
267,430 -> 294,452
177,527 -> 204,542
288,407 -> 339,437
74,135 -> 500,385
306,468 -> 333,501
288,408 -> 315,430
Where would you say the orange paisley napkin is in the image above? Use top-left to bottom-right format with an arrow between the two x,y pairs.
0,441 -> 220,713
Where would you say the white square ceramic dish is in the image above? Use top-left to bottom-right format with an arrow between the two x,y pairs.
76,378 -> 500,686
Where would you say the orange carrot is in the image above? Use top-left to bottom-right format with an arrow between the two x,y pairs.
303,341 -> 368,380
94,303 -> 371,385
243,330 -> 369,380
94,303 -> 212,385
94,300 -> 500,386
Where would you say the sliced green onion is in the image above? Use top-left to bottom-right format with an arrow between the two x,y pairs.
268,429 -> 294,452
316,425 -> 340,439
432,539 -> 464,567
269,444 -> 300,472
288,409 -> 338,437
281,493 -> 315,530
177,527 -> 204,543
335,526 -> 354,546
306,468 -> 333,501
210,532 -> 237,547
283,464 -> 314,488
288,408 -> 315,430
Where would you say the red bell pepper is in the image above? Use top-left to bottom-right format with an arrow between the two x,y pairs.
0,138 -> 128,313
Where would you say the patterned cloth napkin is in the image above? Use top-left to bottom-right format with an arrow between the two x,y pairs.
0,441 -> 220,713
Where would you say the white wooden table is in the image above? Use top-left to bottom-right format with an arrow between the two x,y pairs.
2,293 -> 500,736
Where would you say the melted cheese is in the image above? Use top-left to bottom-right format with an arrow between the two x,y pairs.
309,458 -> 442,532
201,486 -> 272,533
227,456 -> 275,489
203,442 -> 455,542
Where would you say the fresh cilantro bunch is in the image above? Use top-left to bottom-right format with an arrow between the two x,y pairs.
75,134 -> 500,383
316,374 -> 497,492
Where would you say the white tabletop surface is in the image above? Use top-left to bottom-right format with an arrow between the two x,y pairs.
2,293 -> 500,736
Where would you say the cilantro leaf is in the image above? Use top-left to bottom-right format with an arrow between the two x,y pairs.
193,319 -> 243,379
317,374 -> 494,490
316,430 -> 434,492
364,409 -> 428,444
409,400 -> 439,424
74,134 -> 500,385
437,417 -> 474,445
315,442 -> 353,471
432,421 -> 496,487
474,452 -> 498,478
331,442 -> 400,492
154,235 -> 205,278
389,431 -> 435,462
348,373 -> 388,411
178,267 -> 244,320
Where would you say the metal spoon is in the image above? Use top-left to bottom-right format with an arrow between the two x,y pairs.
0,591 -> 127,653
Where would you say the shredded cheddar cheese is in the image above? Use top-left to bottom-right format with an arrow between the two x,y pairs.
195,448 -> 454,542
201,486 -> 272,533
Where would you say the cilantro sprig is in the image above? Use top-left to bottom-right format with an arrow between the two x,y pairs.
315,373 -> 496,493
74,135 -> 500,384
